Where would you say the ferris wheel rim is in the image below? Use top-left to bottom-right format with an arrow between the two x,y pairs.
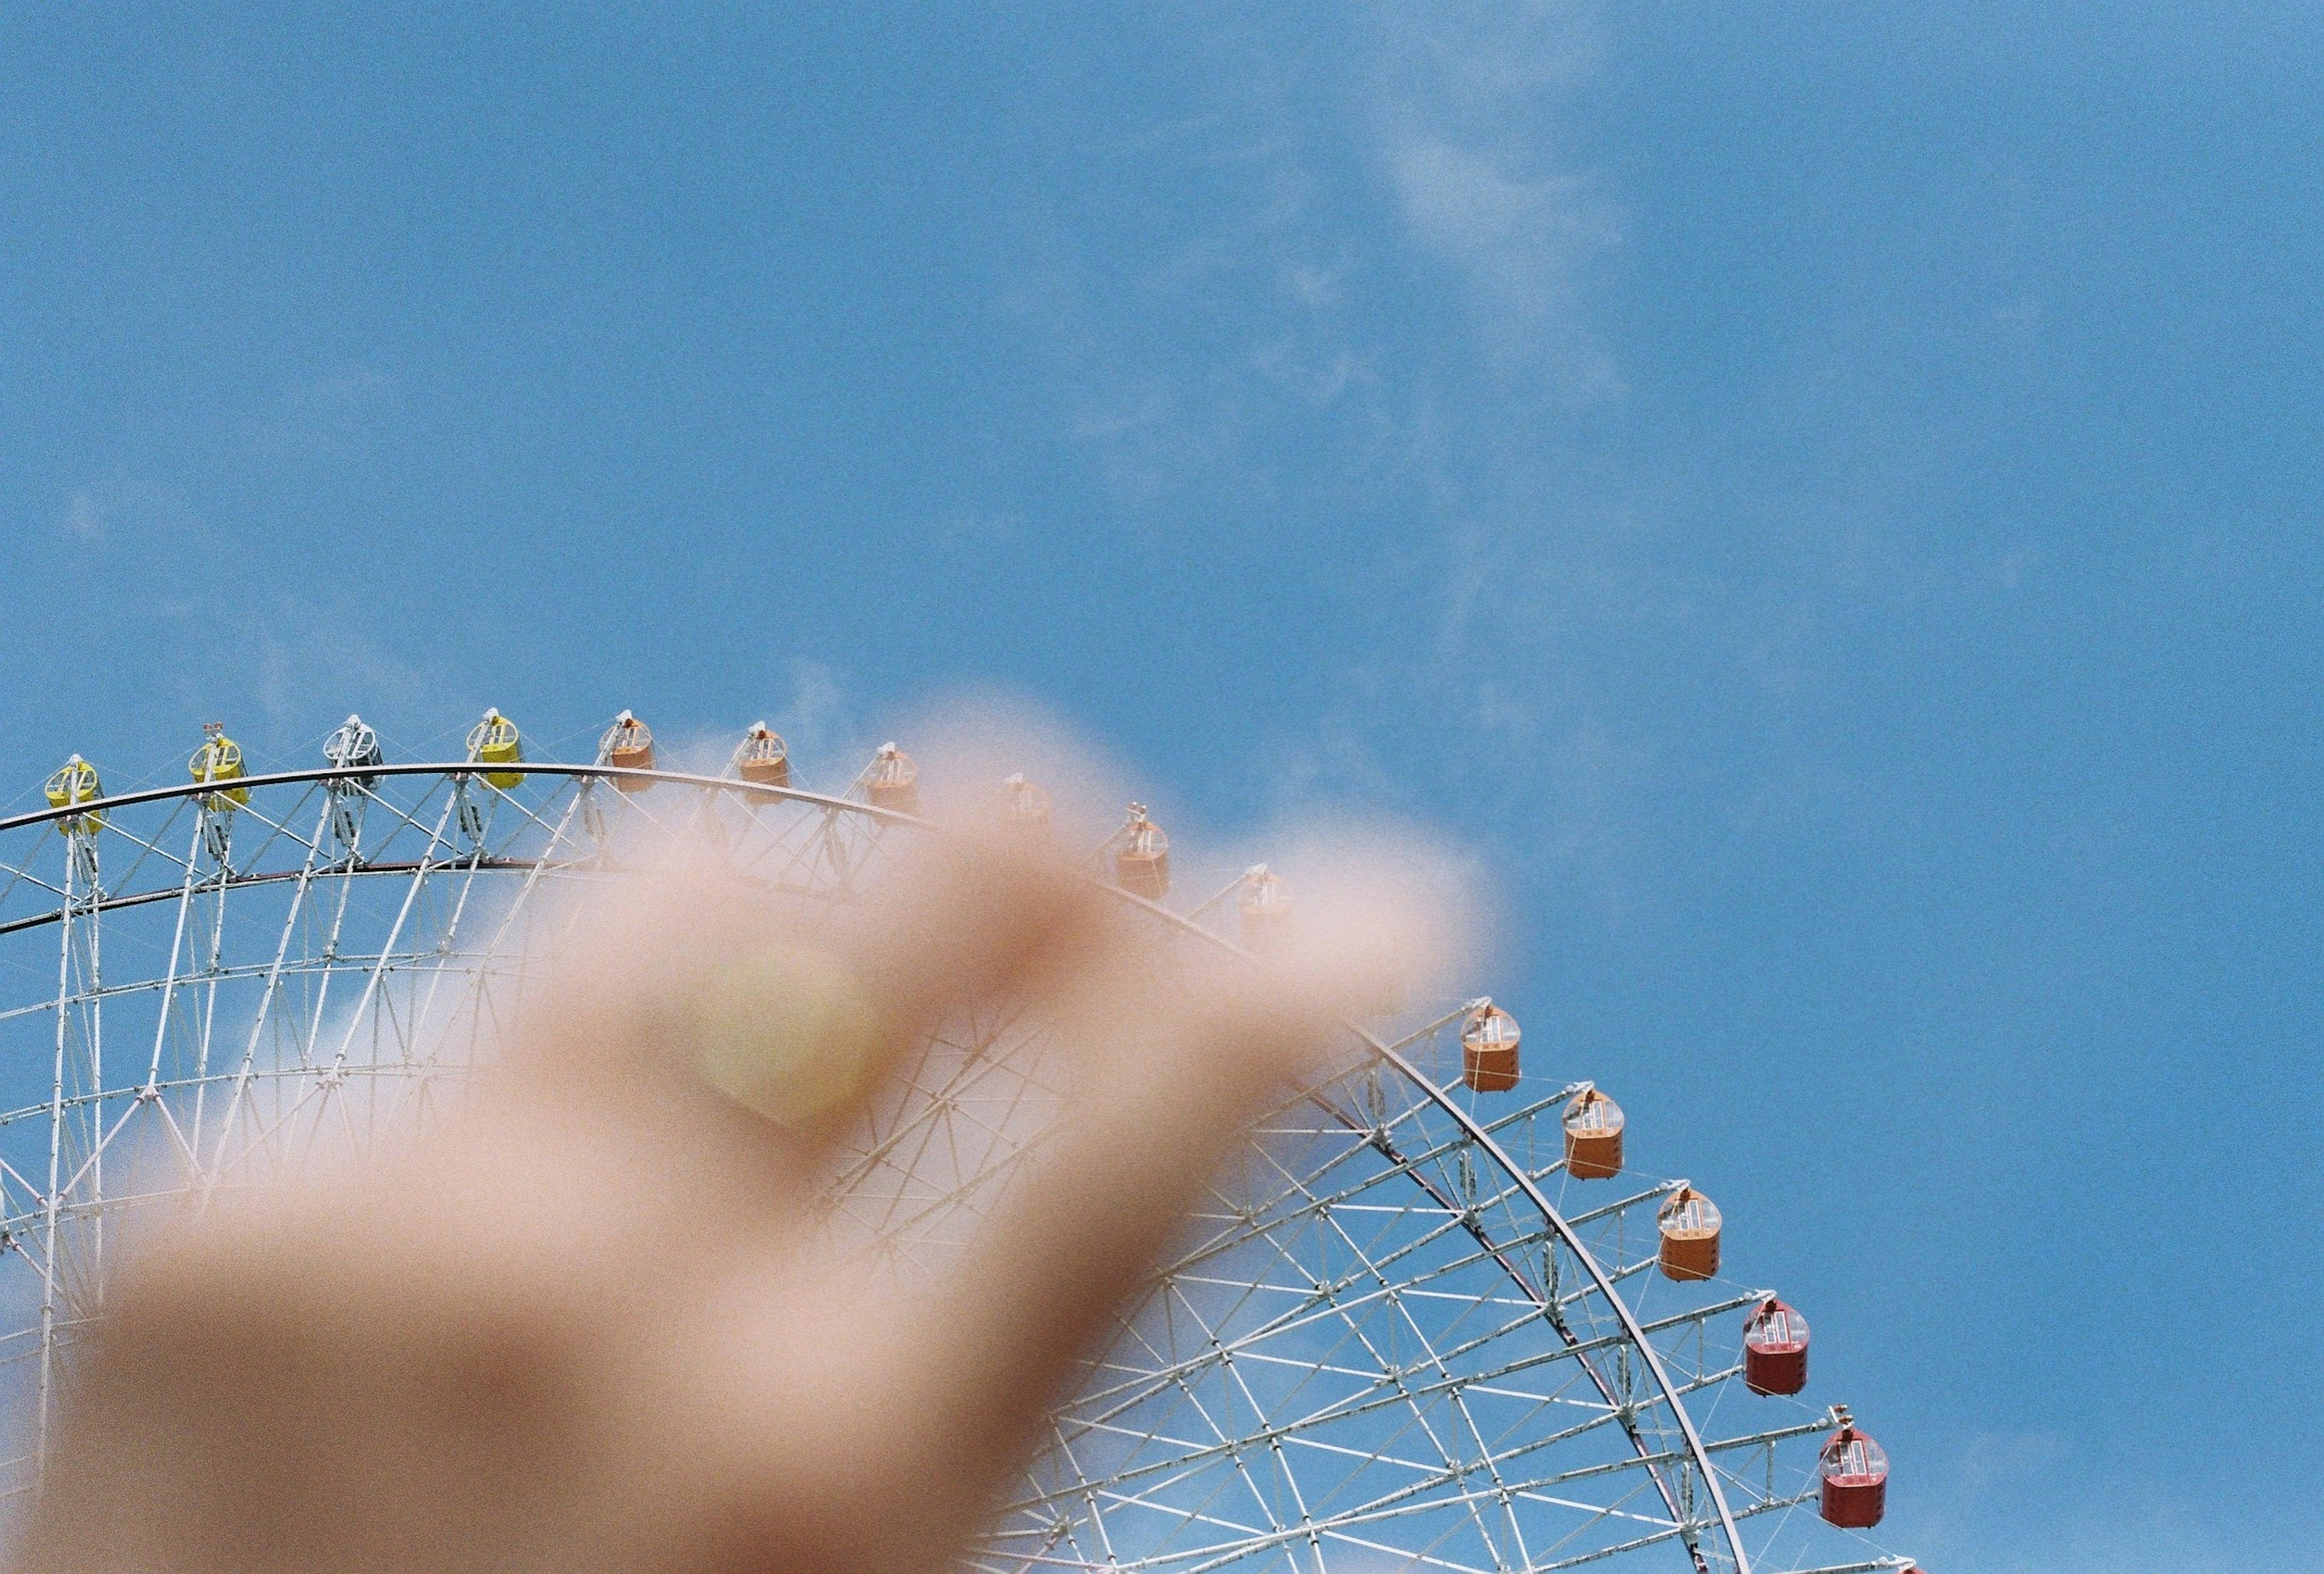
0,758 -> 1756,1573
0,759 -> 916,839
1131,907 -> 1751,1573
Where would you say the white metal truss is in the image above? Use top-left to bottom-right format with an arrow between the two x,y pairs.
0,753 -> 1914,1574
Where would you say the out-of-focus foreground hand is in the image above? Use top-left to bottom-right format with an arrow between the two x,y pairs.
15,825 -> 1435,1574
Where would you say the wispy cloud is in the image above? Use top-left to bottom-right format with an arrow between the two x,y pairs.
63,490 -> 103,541
769,658 -> 864,792
242,367 -> 397,458
54,474 -> 195,548
1367,1 -> 1620,392
1003,5 -> 1646,883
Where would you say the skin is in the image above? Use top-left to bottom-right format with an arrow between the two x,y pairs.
15,819 -> 1442,1574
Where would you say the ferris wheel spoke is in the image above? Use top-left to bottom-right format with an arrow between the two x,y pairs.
1173,1285 -> 1336,1552
182,812 -> 239,1169
0,853 -> 69,906
1350,1106 -> 1724,1572
1099,1460 -> 1566,1574
860,1020 -> 1049,1181
1730,1486 -> 1819,1526
35,816 -> 107,1476
0,1152 -> 48,1214
200,1060 -> 428,1185
202,795 -> 338,1187
465,781 -> 573,856
1316,1457 -> 1678,1574
1455,1412 -> 1839,1512
1062,1123 -> 1684,1477
0,951 -> 487,1041
591,782 -> 720,850
855,1121 -> 1062,1261
1370,1283 -> 1535,1570
130,818 -> 207,1175
50,1074 -> 191,1218
396,828 -> 527,1079
319,791 -> 462,1080
1321,1281 -> 1764,1418
757,805 -> 855,884
1085,1377 -> 1319,1567
1210,1258 -> 1477,1520
767,803 -> 851,894
829,1016 -> 1058,1244
736,804 -> 829,889
81,816 -> 191,886
289,838 -> 376,1072
209,785 -> 323,868
1160,1114 -> 1485,1284
1558,1180 -> 1686,1235
1135,1360 -> 1306,1555
1075,1227 -> 1403,1428
344,777 -> 458,862
1085,1216 -> 1538,1431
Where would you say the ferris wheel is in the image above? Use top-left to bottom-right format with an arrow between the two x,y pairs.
0,710 -> 1923,1574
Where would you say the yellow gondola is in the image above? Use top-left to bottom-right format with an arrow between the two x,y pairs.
188,724 -> 251,810
43,756 -> 103,835
465,708 -> 524,790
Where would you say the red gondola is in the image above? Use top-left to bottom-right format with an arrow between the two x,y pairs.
1742,1297 -> 1809,1396
1817,1414 -> 1889,1529
1114,803 -> 1170,899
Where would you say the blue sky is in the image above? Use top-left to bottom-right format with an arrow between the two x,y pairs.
4,5 -> 2320,1569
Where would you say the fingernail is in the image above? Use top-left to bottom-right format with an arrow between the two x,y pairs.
691,942 -> 888,1132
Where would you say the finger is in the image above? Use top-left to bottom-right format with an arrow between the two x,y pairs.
901,848 -> 1462,1495
507,830 -> 1104,1153
688,850 -> 1462,1572
903,953 -> 1368,1447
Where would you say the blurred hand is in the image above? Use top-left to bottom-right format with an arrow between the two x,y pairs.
17,827 -> 1422,1574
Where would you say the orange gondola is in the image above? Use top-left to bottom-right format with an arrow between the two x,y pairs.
866,744 -> 919,814
1656,1185 -> 1722,1281
1460,1004 -> 1520,1093
734,723 -> 790,788
1114,802 -> 1170,899
999,773 -> 1051,847
1817,1414 -> 1888,1529
1742,1297 -> 1809,1395
1238,866 -> 1292,953
1561,1088 -> 1624,1178
601,710 -> 655,793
